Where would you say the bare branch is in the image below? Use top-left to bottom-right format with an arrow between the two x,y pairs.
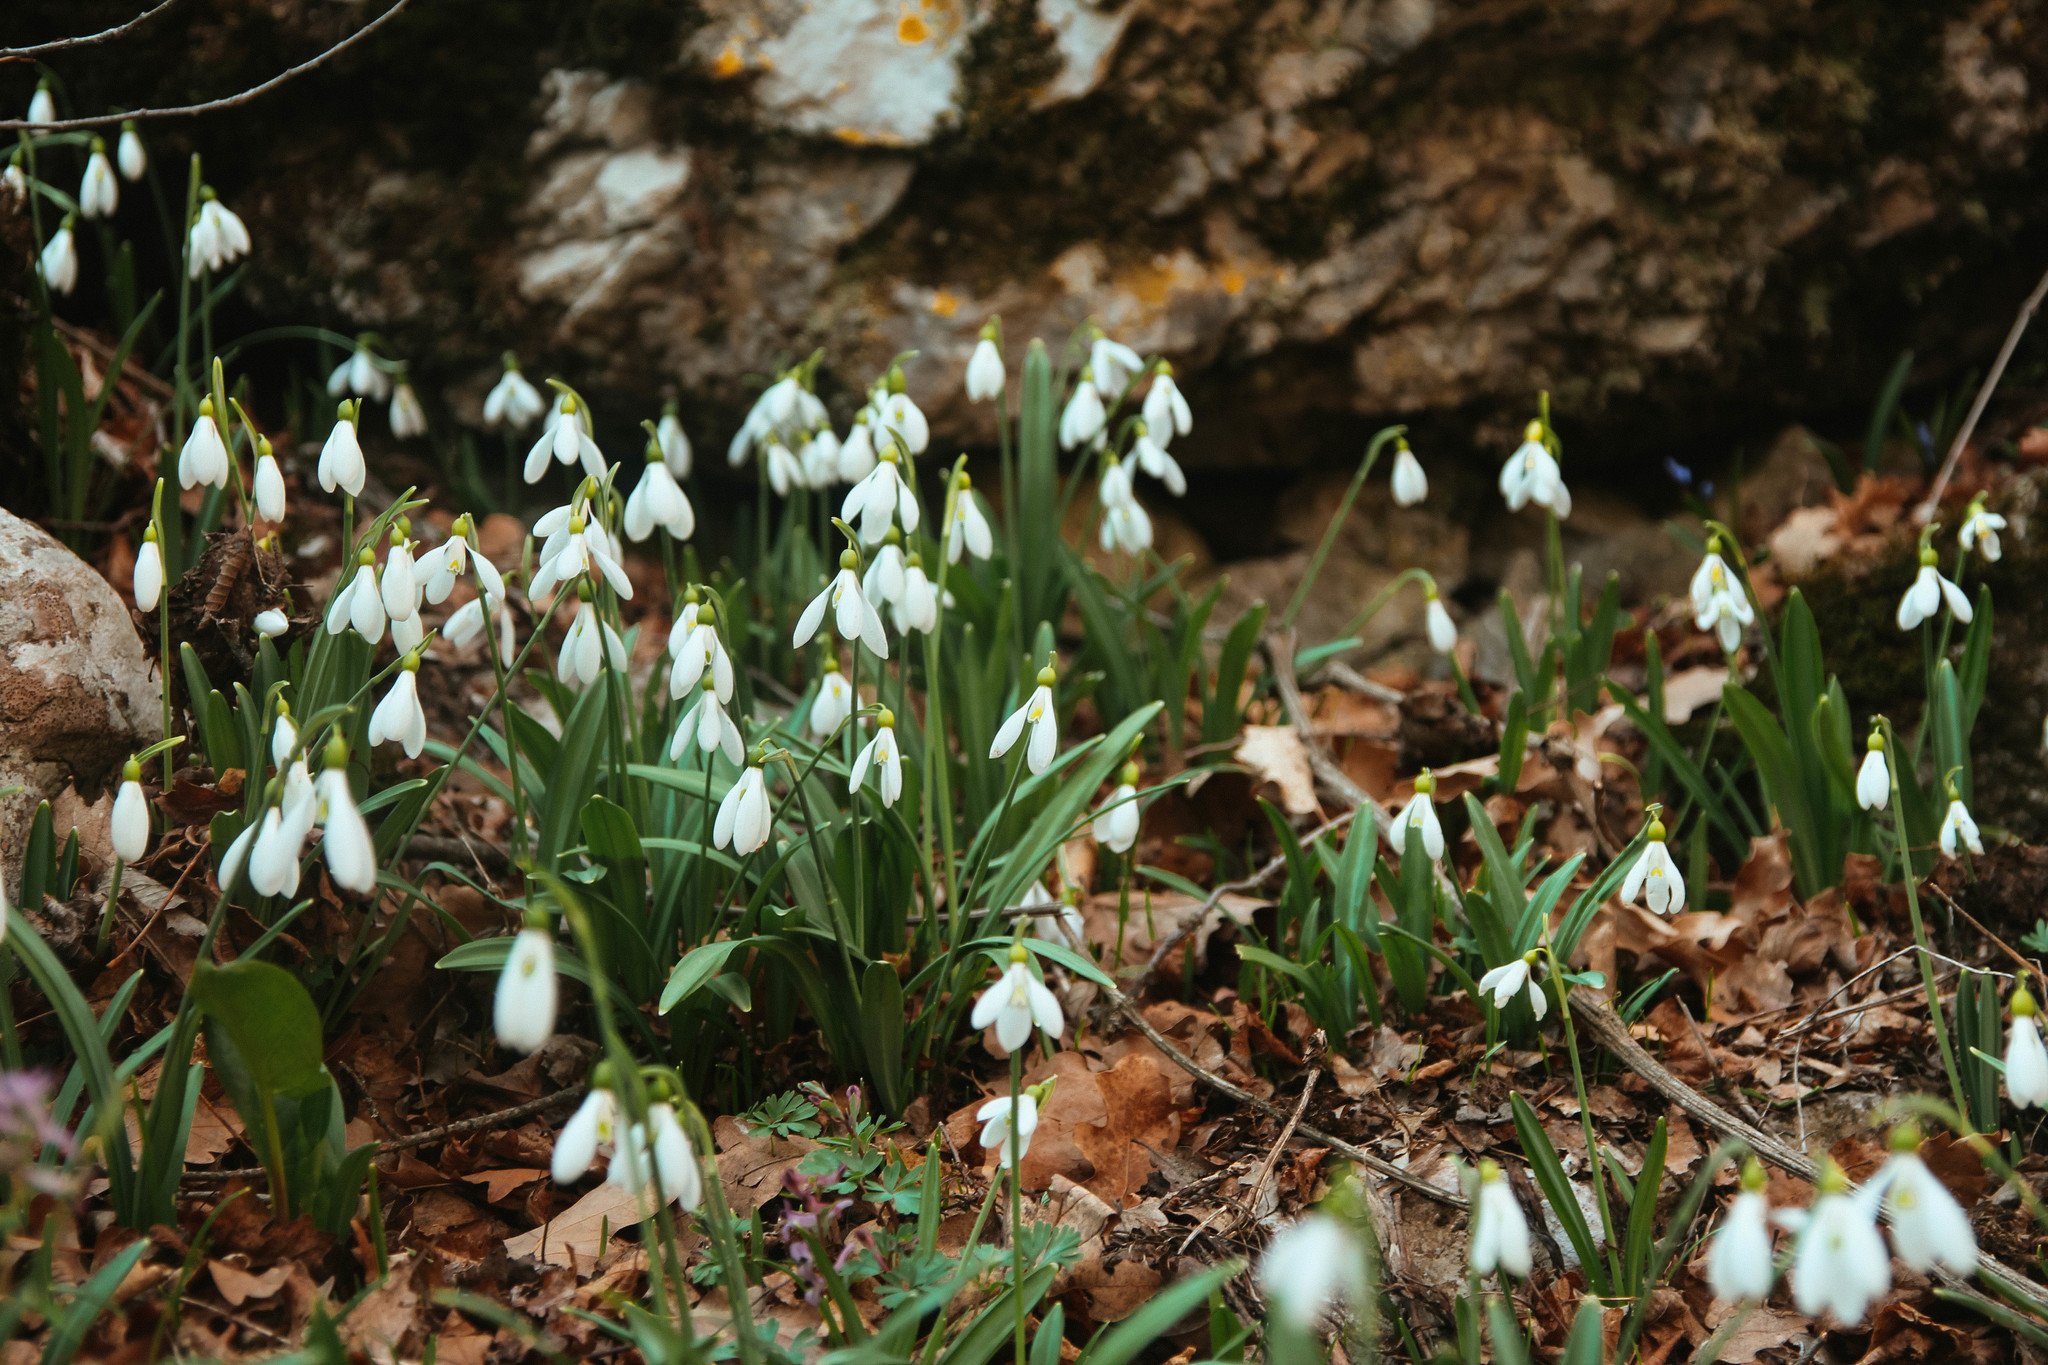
0,0 -> 419,130
1915,260 -> 2048,523
1,0 -> 184,59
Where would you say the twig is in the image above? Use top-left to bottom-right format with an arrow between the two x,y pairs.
1674,997 -> 1765,1128
1310,659 -> 1407,705
1916,262 -> 2048,522
404,832 -> 511,870
1,0 -> 183,57
1237,1042 -> 1322,1231
1265,629 -> 1375,813
1928,883 -> 2042,989
181,1088 -> 584,1183
0,0 -> 420,129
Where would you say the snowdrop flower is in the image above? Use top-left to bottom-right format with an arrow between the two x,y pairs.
381,528 -> 421,625
716,759 -> 773,855
850,708 -> 904,808
1089,333 -> 1144,396
1707,1161 -> 1776,1303
327,340 -> 390,402
39,219 -> 78,296
133,526 -> 163,611
112,759 -> 148,863
1059,372 -> 1107,451
254,608 -> 292,639
1026,882 -> 1087,947
523,392 -> 606,483
893,553 -> 939,635
1959,495 -> 2006,562
483,354 -> 546,430
493,920 -> 558,1054
945,473 -> 993,563
557,598 -> 627,688
863,536 -> 906,608
1469,1160 -> 1533,1277
793,549 -> 890,659
625,443 -> 696,542
422,518 -> 473,604
2006,987 -> 2048,1109
368,655 -> 428,757
318,401 -> 366,497
389,373 -> 427,439
78,141 -> 118,219
1142,363 -> 1192,441
671,678 -> 744,765
552,1079 -> 618,1184
1261,1214 -> 1372,1331
444,579 -> 514,666
836,418 -> 877,484
1390,438 -> 1427,507
1499,421 -> 1571,518
1476,951 -> 1547,1022
842,446 -> 919,545
326,549 -> 387,645
1785,1160 -> 1889,1326
763,437 -> 805,496
1896,545 -> 1972,630
530,502 -> 632,601
668,603 -> 733,702
1691,541 -> 1754,654
1387,770 -> 1444,861
218,820 -> 259,895
186,190 -> 251,277
966,327 -> 1005,402
800,427 -> 842,489
971,943 -> 1064,1052
315,738 -> 377,896
1424,583 -> 1457,654
1867,1124 -> 1977,1276
1621,817 -> 1686,915
178,395 -> 231,490
976,1091 -> 1040,1169
1939,787 -> 1982,858
1098,478 -> 1153,555
991,661 -> 1059,773
1856,728 -> 1890,812
656,402 -> 691,477
1093,762 -> 1141,853
26,82 -> 55,127
250,802 -> 304,899
252,437 -> 287,522
873,383 -> 929,457
117,122 -> 147,181
611,1102 -> 702,1211
809,656 -> 854,738
272,705 -> 299,767
1133,423 -> 1186,496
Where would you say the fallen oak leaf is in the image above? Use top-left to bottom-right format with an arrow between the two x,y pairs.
504,1181 -> 650,1269
207,1257 -> 292,1307
1234,724 -> 1320,817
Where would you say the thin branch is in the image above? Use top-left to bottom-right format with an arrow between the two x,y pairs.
1916,261 -> 2048,522
1,0 -> 182,58
0,0 -> 419,130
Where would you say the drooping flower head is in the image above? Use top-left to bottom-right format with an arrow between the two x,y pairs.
1388,768 -> 1444,863
1142,360 -> 1192,442
484,352 -> 547,430
1260,1212 -> 1372,1331
1786,1158 -> 1889,1326
112,758 -> 148,864
991,659 -> 1060,773
179,394 -> 232,491
1896,541 -> 1972,631
1423,581 -> 1457,655
1706,1159 -> 1776,1303
134,523 -> 164,612
1621,815 -> 1686,915
1868,1122 -> 1977,1277
1939,778 -> 1982,858
1856,726 -> 1890,812
966,319 -> 1006,403
1959,494 -> 2007,563
117,121 -> 148,180
1469,1159 -> 1532,1277
1476,950 -> 1547,1022
2007,986 -> 2048,1109
1391,436 -> 1427,507
1094,759 -> 1142,853
851,708 -> 904,808
1499,419 -> 1571,518
970,941 -> 1064,1053
1691,535 -> 1754,654
494,910 -> 559,1054
793,547 -> 889,659
79,139 -> 118,219
318,399 -> 367,497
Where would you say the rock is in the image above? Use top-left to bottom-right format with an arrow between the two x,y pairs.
0,509 -> 163,880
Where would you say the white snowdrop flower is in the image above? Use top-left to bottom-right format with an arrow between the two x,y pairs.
668,605 -> 733,702
317,401 -> 366,497
850,709 -> 904,807
483,355 -> 546,430
1959,496 -> 2006,562
493,923 -> 558,1054
523,392 -> 605,483
325,550 -> 386,645
133,527 -> 164,611
843,446 -> 920,544
1896,547 -> 1972,630
1098,483 -> 1154,555
1,157 -> 23,199
976,1092 -> 1039,1168
1391,439 -> 1428,507
389,376 -> 427,439
78,142 -> 118,219
315,742 -> 377,896
552,1083 -> 618,1184
327,341 -> 390,402
863,538 -> 907,608
272,707 -> 299,767
1025,882 -> 1087,947
217,819 -> 258,895
178,396 -> 231,490
809,657 -> 854,738
390,610 -> 426,658
1059,373 -> 1107,451
1785,1161 -> 1890,1326
1089,333 -> 1144,396
610,1102 -> 702,1211
1707,1162 -> 1776,1303
557,598 -> 626,688
1476,951 -> 1548,1022
112,759 -> 148,863
793,549 -> 890,659
1142,363 -> 1192,440
368,656 -> 428,758
381,530 -> 420,624
1093,764 -> 1141,853
752,374 -> 804,433
39,220 -> 78,295
1940,792 -> 1982,858
26,83 -> 55,126
1867,1126 -> 1977,1276
837,418 -> 877,484
893,554 -> 939,635
1261,1214 -> 1372,1332
1498,421 -> 1571,519
971,945 -> 1064,1052
117,123 -> 147,181
1621,818 -> 1686,915
1387,770 -> 1445,861
764,437 -> 803,495
874,389 -> 929,457
991,662 -> 1059,774
625,448 -> 696,542
2006,988 -> 2048,1109
250,803 -> 304,899
1469,1160 -> 1533,1277
253,441 -> 287,523
670,679 -> 744,765
1856,730 -> 1890,811
255,608 -> 288,638
800,427 -> 841,489
530,504 -> 632,601
1133,424 -> 1187,496
422,519 -> 473,605
656,404 -> 691,477
1691,543 -> 1755,653
966,331 -> 1006,402
445,592 -> 515,667
186,191 -> 251,277
1425,586 -> 1457,655
944,474 -> 994,564
715,762 -> 773,855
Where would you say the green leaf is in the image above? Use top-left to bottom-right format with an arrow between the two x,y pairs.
859,960 -> 906,1114
1086,1262 -> 1242,1365
658,938 -> 751,1014
1020,938 -> 1115,989
189,961 -> 329,1100
1204,601 -> 1268,746
1510,1093 -> 1608,1294
535,685 -> 609,872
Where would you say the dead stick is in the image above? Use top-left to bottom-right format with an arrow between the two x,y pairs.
181,1088 -> 585,1182
1917,262 -> 2048,522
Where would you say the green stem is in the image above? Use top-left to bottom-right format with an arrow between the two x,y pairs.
1282,425 -> 1403,629
1545,940 -> 1620,1285
1883,718 -> 1969,1119
1009,1047 -> 1027,1365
